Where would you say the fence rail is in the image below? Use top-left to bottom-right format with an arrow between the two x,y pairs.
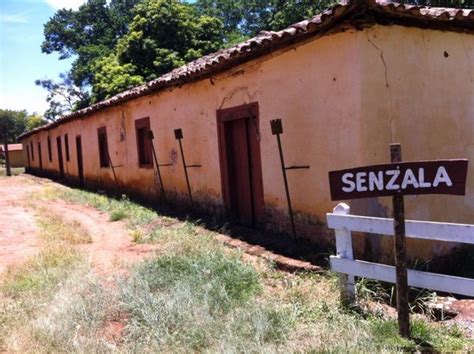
327,203 -> 474,301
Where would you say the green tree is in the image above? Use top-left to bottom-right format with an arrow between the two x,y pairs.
92,54 -> 144,102
267,0 -> 336,30
39,0 -> 140,112
195,0 -> 473,38
0,110 -> 28,176
401,0 -> 473,7
41,0 -> 225,107
194,0 -> 249,42
193,0 -> 336,43
0,110 -> 28,143
115,0 -> 224,81
25,114 -> 47,131
42,0 -> 140,87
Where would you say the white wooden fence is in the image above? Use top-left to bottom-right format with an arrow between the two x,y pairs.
327,203 -> 474,302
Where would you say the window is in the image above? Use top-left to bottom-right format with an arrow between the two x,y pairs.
97,127 -> 109,168
30,141 -> 34,161
47,137 -> 52,162
64,134 -> 70,162
135,117 -> 153,168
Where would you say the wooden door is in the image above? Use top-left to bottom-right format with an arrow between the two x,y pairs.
38,142 -> 43,171
76,135 -> 84,186
26,145 -> 30,167
226,118 -> 254,224
217,103 -> 264,227
56,137 -> 64,178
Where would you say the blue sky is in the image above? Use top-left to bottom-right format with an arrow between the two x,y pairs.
0,0 -> 87,115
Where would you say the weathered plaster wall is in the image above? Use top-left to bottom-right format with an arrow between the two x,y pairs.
22,24 -> 473,261
355,25 -> 474,260
23,29 -> 362,247
8,150 -> 24,168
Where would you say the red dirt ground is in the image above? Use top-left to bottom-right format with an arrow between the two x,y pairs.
0,176 -> 158,277
0,177 -> 42,274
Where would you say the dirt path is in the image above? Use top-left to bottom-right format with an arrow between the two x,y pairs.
0,175 -> 315,278
41,199 -> 158,275
0,176 -> 157,276
0,177 -> 42,274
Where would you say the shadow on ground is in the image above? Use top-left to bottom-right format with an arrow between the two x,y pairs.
33,173 -> 333,269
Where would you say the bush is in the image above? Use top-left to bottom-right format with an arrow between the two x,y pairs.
109,208 -> 127,221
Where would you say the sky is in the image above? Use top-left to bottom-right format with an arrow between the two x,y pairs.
0,0 -> 87,115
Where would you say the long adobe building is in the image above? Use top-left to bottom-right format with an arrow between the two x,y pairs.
20,0 -> 474,261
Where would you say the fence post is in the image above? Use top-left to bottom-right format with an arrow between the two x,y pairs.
333,202 -> 355,304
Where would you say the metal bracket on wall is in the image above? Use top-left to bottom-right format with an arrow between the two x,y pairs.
270,118 -> 310,239
106,152 -> 122,191
174,128 -> 202,207
147,130 -> 172,203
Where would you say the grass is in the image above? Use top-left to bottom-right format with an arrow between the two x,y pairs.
32,186 -> 177,243
36,208 -> 92,244
0,252 -> 119,352
0,196 -> 95,352
110,208 -> 127,221
0,245 -> 84,350
119,248 -> 290,352
370,317 -> 466,351
2,176 -> 471,352
0,245 -> 80,297
0,167 -> 24,176
33,187 -> 157,228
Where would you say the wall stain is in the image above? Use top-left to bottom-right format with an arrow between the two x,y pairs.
120,111 -> 127,142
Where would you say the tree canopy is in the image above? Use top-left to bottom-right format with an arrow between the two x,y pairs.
0,110 -> 47,143
0,110 -> 28,143
0,110 -> 45,175
42,0 -> 141,87
116,0 -> 224,81
91,53 -> 144,102
400,0 -> 473,6
25,114 -> 47,132
194,0 -> 336,40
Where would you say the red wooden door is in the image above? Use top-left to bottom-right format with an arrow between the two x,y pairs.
38,143 -> 43,171
226,118 -> 253,225
76,136 -> 84,186
217,103 -> 264,227
56,136 -> 64,179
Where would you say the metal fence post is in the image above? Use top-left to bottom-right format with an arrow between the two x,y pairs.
174,129 -> 201,207
333,202 -> 355,304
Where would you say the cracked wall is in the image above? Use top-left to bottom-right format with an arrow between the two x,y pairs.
358,25 -> 474,260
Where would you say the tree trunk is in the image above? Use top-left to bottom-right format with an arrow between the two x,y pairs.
3,141 -> 11,176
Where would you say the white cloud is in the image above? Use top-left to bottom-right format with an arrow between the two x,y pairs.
45,0 -> 87,10
0,14 -> 28,24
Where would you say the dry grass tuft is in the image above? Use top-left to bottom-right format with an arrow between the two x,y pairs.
36,208 -> 92,245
